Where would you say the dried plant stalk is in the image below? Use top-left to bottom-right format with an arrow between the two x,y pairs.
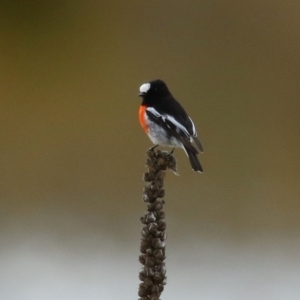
138,147 -> 177,300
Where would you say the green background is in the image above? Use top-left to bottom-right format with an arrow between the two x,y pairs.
1,1 -> 300,299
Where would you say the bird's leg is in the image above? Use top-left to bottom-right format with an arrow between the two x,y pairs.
149,144 -> 159,151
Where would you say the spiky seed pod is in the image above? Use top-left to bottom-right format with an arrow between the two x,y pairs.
138,148 -> 176,300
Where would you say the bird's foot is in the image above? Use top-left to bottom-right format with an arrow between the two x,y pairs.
149,144 -> 159,151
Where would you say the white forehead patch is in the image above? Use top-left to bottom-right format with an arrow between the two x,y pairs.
139,83 -> 151,94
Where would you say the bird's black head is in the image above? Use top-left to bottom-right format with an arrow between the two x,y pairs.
139,79 -> 171,101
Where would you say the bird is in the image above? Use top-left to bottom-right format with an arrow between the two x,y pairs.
138,79 -> 203,173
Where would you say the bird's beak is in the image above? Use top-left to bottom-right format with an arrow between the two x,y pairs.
139,92 -> 145,97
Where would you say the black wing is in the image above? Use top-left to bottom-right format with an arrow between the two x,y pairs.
146,108 -> 199,155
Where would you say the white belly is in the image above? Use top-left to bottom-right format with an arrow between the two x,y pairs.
146,116 -> 183,148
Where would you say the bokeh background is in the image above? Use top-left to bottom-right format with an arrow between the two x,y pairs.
1,1 -> 300,299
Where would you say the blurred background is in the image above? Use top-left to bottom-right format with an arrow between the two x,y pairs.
1,0 -> 300,299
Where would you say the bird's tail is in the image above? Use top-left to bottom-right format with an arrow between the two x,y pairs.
184,146 -> 203,173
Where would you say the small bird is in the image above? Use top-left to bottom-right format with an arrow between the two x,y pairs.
138,79 -> 203,173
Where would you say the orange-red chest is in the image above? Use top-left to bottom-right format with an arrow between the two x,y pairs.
139,105 -> 149,133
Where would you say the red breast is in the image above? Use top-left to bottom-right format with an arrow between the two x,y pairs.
139,105 -> 149,133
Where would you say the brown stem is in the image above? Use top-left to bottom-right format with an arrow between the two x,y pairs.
138,148 -> 177,300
